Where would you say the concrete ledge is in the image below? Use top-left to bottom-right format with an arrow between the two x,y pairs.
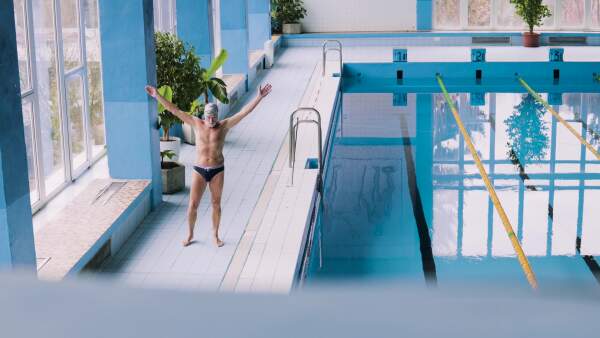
35,179 -> 151,280
248,50 -> 266,85
219,74 -> 247,118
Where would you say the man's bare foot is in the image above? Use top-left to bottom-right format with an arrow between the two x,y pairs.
183,236 -> 195,247
213,237 -> 224,247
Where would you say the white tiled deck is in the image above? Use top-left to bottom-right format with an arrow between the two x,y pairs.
99,47 -> 324,289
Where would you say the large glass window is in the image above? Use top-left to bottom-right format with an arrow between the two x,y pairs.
154,0 -> 177,33
13,0 -> 106,212
60,0 -> 82,71
435,0 -> 600,30
66,75 -> 86,170
84,0 -> 105,157
468,0 -> 491,27
435,0 -> 461,28
593,0 -> 600,27
14,0 -> 32,92
21,98 -> 39,204
32,0 -> 66,195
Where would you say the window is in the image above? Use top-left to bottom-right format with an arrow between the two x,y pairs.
593,0 -> 600,27
154,0 -> 177,33
435,0 -> 600,30
13,0 -> 106,213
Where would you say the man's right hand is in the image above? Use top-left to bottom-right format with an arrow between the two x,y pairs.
145,85 -> 157,98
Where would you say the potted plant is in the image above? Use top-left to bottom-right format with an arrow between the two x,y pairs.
510,0 -> 551,47
182,50 -> 230,145
160,150 -> 185,194
155,32 -> 204,157
272,0 -> 307,34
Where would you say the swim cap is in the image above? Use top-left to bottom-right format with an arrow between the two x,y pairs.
204,103 -> 218,118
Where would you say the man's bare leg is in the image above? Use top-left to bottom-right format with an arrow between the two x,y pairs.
184,172 -> 208,247
208,172 -> 225,247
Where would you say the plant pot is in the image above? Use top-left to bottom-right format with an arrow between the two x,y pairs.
282,23 -> 301,34
161,161 -> 185,194
159,136 -> 181,161
182,123 -> 196,145
522,32 -> 540,48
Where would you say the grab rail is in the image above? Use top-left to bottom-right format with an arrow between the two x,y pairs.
437,74 -> 538,290
322,40 -> 343,77
289,107 -> 323,190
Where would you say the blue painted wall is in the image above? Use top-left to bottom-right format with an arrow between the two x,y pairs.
99,0 -> 162,207
177,0 -> 214,68
220,0 -> 250,74
0,0 -> 36,270
417,0 -> 433,31
248,0 -> 271,50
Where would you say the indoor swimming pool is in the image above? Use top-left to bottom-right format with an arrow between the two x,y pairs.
303,73 -> 600,290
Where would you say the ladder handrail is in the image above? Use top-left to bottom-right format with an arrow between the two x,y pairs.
322,40 -> 343,77
289,107 -> 323,190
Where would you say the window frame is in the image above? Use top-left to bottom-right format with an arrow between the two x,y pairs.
16,0 -> 107,214
434,0 -> 600,31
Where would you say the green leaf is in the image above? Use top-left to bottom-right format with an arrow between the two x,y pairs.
205,49 -> 228,79
157,85 -> 173,113
189,99 -> 205,117
208,79 -> 229,104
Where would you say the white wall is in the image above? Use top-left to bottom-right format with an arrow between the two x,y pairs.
301,0 -> 417,33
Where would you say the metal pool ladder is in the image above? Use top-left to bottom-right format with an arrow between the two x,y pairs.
322,40 -> 343,77
289,107 -> 323,191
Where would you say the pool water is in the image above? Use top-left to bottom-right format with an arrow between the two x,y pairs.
305,90 -> 600,289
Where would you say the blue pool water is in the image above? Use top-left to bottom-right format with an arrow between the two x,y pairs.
305,87 -> 600,290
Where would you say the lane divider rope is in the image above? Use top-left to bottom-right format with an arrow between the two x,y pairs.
517,76 -> 600,161
436,74 -> 538,290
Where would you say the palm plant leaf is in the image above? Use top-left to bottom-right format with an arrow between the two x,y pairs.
204,49 -> 228,80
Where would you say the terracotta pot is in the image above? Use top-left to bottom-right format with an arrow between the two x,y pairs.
523,32 -> 540,48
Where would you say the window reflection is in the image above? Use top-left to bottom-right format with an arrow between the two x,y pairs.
431,92 -> 600,258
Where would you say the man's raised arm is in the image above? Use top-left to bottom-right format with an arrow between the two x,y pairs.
223,83 -> 272,129
145,85 -> 196,126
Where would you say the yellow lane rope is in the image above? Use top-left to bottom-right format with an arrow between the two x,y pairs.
436,74 -> 538,290
518,76 -> 600,161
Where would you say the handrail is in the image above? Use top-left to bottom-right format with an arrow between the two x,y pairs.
517,76 -> 600,161
436,74 -> 538,290
322,40 -> 343,77
289,107 -> 323,190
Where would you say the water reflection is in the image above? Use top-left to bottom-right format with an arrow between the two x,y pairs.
311,91 -> 600,286
505,94 -> 549,172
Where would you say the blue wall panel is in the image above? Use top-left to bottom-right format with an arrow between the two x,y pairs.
177,0 -> 214,68
417,0 -> 433,31
248,0 -> 271,50
99,0 -> 162,207
0,0 -> 36,269
220,0 -> 250,74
